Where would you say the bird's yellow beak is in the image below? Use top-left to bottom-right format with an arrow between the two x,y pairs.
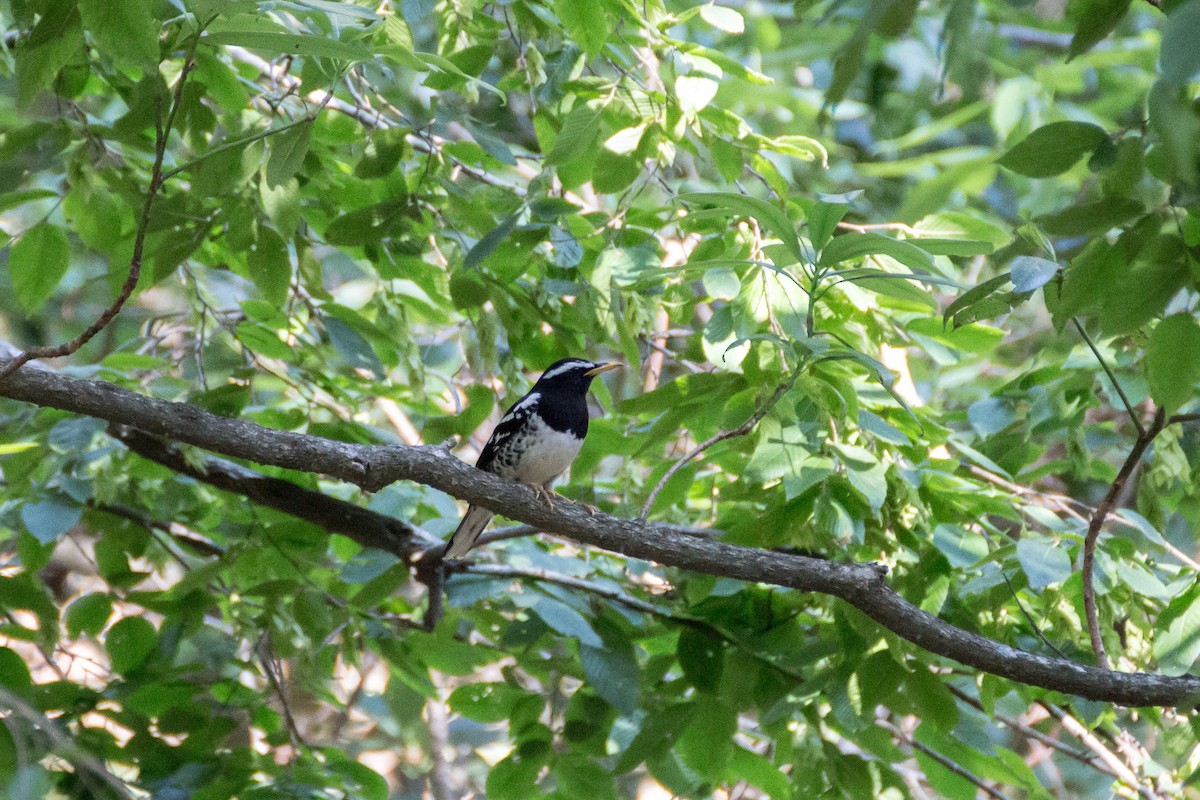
585,362 -> 622,377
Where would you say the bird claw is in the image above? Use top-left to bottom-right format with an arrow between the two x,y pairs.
527,483 -> 558,507
581,502 -> 598,516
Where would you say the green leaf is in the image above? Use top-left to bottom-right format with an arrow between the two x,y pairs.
465,215 -> 520,270
1015,537 -> 1072,590
615,703 -> 697,772
1036,199 -> 1143,236
20,497 -> 82,544
531,596 -> 602,647
728,747 -> 793,800
265,121 -> 312,188
1009,256 -> 1059,293
997,122 -> 1109,178
65,593 -> 113,638
806,200 -> 848,251
14,4 -> 85,107
0,647 -> 33,700
1148,79 -> 1199,186
105,616 -> 158,674
1155,585 -> 1200,676
830,442 -> 888,512
579,639 -> 640,715
449,682 -> 526,723
676,75 -> 719,114
78,0 -> 159,65
676,627 -> 724,692
1146,314 -> 1200,413
680,192 -> 804,264
1161,0 -> 1200,85
9,224 -> 70,313
555,756 -> 617,800
556,0 -> 608,57
247,229 -> 291,305
203,31 -> 371,61
1068,0 -> 1132,60
325,317 -> 386,378
700,5 -> 745,33
944,272 -> 1011,327
548,103 -> 603,165
676,698 -> 737,781
819,232 -> 934,272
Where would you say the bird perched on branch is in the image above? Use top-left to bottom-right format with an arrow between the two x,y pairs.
444,358 -> 620,559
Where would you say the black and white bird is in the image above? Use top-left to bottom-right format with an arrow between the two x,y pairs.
444,358 -> 620,559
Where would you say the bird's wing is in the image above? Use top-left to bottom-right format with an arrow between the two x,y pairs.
476,390 -> 540,472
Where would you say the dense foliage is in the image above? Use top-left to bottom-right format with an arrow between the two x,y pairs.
1,0 -> 1200,797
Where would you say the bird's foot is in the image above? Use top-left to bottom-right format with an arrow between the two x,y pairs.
527,482 -> 558,507
580,501 -> 599,516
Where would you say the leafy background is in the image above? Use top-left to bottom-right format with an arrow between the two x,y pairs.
1,0 -> 1199,797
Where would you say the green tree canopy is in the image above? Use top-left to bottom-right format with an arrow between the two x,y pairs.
1,0 -> 1200,797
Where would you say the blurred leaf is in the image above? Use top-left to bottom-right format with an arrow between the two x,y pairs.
105,616 -> 157,674
1016,537 -> 1072,590
79,0 -> 159,65
9,224 -> 70,313
997,122 -> 1108,178
1068,0 -> 1131,60
265,121 -> 312,188
1146,314 -> 1200,412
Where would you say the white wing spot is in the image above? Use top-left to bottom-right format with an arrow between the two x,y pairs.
499,392 -> 540,425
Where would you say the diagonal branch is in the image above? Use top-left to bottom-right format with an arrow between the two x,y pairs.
110,425 -> 439,558
640,366 -> 803,518
0,36 -> 202,382
1081,408 -> 1165,669
3,361 -> 1200,706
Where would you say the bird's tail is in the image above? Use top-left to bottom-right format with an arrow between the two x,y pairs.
444,505 -> 493,559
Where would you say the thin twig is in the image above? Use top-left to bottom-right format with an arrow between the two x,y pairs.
0,39 -> 201,382
945,685 -> 1108,775
640,367 -> 803,518
1082,408 -> 1166,669
1039,702 -> 1164,800
1168,412 -> 1200,425
0,688 -> 135,799
424,673 -> 459,800
455,562 -> 809,682
1072,318 -> 1144,438
836,220 -> 921,237
160,114 -> 314,181
257,635 -> 309,750
877,718 -> 1012,800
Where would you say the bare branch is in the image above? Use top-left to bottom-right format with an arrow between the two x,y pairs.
1040,702 -> 1165,800
1082,408 -> 1165,669
0,39 -> 201,381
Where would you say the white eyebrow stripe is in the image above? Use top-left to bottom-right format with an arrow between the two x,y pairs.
540,361 -> 592,380
500,392 -> 540,422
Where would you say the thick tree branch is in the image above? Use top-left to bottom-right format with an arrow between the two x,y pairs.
2,363 -> 1200,707
110,426 -> 439,558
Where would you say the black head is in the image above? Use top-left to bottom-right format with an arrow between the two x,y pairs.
532,358 -> 620,393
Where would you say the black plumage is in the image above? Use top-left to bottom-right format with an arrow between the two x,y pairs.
444,358 -> 619,558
